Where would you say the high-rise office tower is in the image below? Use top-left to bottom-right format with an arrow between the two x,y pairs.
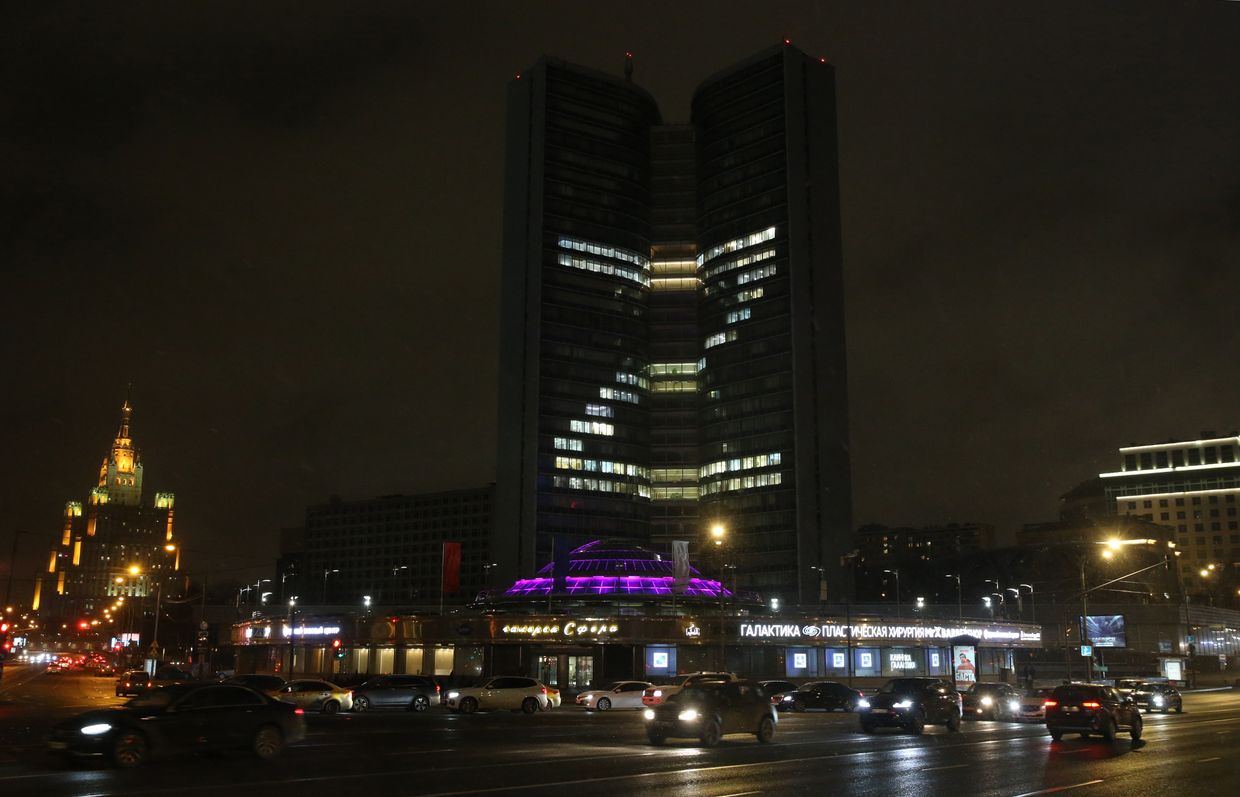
496,44 -> 851,604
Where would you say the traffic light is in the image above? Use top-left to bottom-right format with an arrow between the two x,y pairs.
0,621 -> 10,661
331,639 -> 345,660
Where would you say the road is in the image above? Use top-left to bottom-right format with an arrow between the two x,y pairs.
2,664 -> 1239,796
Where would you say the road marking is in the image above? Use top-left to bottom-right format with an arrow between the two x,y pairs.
923,764 -> 969,772
1012,779 -> 1104,797
1197,756 -> 1221,762
717,792 -> 761,797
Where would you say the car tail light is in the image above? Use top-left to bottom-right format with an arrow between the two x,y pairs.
1043,700 -> 1057,708
540,687 -> 548,695
435,684 -> 441,693
1082,701 -> 1101,709
294,708 -> 305,715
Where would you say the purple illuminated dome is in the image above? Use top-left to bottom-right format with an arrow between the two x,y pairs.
497,540 -> 731,601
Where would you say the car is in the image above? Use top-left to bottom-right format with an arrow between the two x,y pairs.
1017,687 -> 1055,721
445,676 -> 552,714
642,672 -> 737,706
576,680 -> 654,711
644,680 -> 777,746
544,685 -> 562,710
223,673 -> 287,696
48,682 -> 305,767
1114,678 -> 1144,696
758,680 -> 799,707
275,679 -> 354,713
775,681 -> 863,713
351,675 -> 439,712
962,682 -> 1021,720
1044,683 -> 1143,742
857,678 -> 962,735
115,670 -> 153,697
1131,682 -> 1182,714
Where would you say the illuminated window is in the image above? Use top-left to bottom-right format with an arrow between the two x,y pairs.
599,387 -> 639,404
554,437 -> 584,451
701,248 -> 776,281
704,330 -> 738,349
615,371 -> 650,389
558,236 -> 649,268
697,227 -> 776,266
557,253 -> 650,287
736,287 -> 764,303
699,452 -> 783,478
585,404 -> 613,418
736,264 -> 777,286
651,380 -> 696,393
725,307 -> 751,324
700,472 -> 784,495
569,420 -> 614,436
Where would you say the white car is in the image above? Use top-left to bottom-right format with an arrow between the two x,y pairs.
576,681 -> 654,711
445,676 -> 552,714
1017,687 -> 1054,721
642,672 -> 737,706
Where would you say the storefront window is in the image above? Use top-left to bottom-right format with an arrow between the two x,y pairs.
404,646 -> 424,675
433,646 -> 454,676
455,646 -> 484,678
785,647 -> 819,677
926,647 -> 948,676
883,647 -> 923,676
853,647 -> 881,677
568,656 -> 594,690
824,648 -> 849,676
645,645 -> 677,678
538,655 -> 558,685
373,648 -> 394,675
350,648 -> 370,675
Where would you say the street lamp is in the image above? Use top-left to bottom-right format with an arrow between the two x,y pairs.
709,523 -> 727,669
945,573 -> 963,620
809,565 -> 827,607
322,569 -> 340,604
363,595 -> 372,610
1018,583 -> 1035,624
882,569 -> 901,619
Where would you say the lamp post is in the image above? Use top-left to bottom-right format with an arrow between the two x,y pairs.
390,564 -> 409,604
287,596 -> 298,676
711,523 -> 726,670
809,565 -> 827,609
1005,587 -> 1021,621
883,569 -> 901,619
1018,583 -> 1035,624
945,573 -> 963,620
322,569 -> 339,604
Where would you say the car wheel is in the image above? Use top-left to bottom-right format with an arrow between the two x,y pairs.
1175,701 -> 1183,714
521,697 -> 539,715
1100,717 -> 1117,742
700,720 -> 722,748
756,716 -> 775,744
860,719 -> 875,734
1050,730 -> 1062,741
353,696 -> 370,712
460,697 -> 478,714
907,709 -> 926,735
646,731 -> 666,746
1129,713 -> 1142,741
253,725 -> 284,760
793,699 -> 807,713
597,697 -> 611,711
322,700 -> 339,715
112,731 -> 148,768
411,695 -> 430,712
946,712 -> 961,732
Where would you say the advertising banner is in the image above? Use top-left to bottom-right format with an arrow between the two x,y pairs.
672,540 -> 690,594
1084,615 -> 1126,648
953,645 -> 977,686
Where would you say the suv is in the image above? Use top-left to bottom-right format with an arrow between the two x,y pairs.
644,680 -> 776,746
445,676 -> 551,714
115,670 -> 153,697
962,682 -> 1021,720
642,672 -> 736,706
1044,683 -> 1143,742
858,678 -> 962,734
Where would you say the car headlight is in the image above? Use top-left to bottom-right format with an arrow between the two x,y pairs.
80,723 -> 112,735
980,696 -> 993,707
447,691 -> 460,699
652,689 -> 663,698
677,709 -> 700,722
781,694 -> 794,702
892,700 -> 913,709
1152,696 -> 1163,705
643,709 -> 656,720
1009,701 -> 1020,712
857,699 -> 870,709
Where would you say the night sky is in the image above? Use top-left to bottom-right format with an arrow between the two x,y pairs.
4,2 -> 1239,594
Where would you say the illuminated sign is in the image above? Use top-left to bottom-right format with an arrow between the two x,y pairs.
652,651 -> 669,669
831,652 -> 846,668
930,652 -> 941,668
889,652 -> 917,670
684,623 -> 701,639
281,625 -> 341,637
953,646 -> 977,685
860,652 -> 873,668
501,621 -> 619,638
792,653 -> 808,669
737,622 -> 1037,644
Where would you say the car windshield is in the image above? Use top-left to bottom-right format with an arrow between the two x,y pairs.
877,679 -> 927,695
967,683 -> 1000,694
126,689 -> 177,709
667,685 -> 717,704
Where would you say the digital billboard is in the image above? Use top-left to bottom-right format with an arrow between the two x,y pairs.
1085,615 -> 1127,648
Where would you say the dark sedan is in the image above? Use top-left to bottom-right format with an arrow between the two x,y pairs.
858,678 -> 962,734
48,683 -> 306,767
775,681 -> 863,713
351,675 -> 440,711
644,681 -> 776,747
1131,682 -> 1182,714
115,670 -> 153,697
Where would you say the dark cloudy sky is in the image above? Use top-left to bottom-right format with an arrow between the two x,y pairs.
4,1 -> 1239,592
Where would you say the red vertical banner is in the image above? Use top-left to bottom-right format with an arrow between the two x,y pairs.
442,542 -> 461,595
